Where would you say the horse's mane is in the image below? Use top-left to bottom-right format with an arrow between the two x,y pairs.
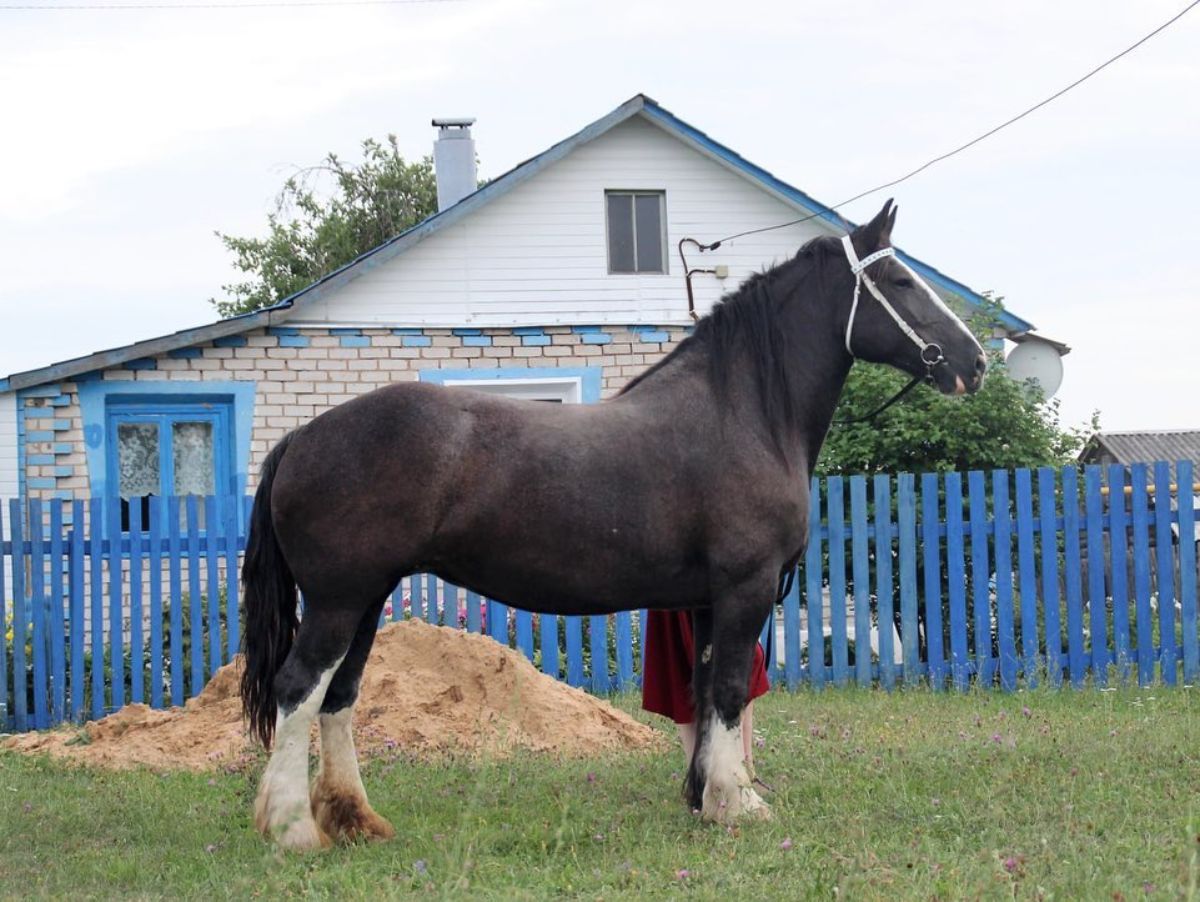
618,235 -> 838,454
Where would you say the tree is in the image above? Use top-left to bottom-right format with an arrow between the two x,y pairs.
211,136 -> 438,318
817,298 -> 1094,477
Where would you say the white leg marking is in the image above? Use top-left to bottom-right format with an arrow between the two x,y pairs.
317,706 -> 364,795
698,710 -> 770,825
256,656 -> 343,850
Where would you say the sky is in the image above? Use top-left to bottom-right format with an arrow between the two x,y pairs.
0,0 -> 1196,434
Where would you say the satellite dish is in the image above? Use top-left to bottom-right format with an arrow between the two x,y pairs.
1006,340 -> 1064,399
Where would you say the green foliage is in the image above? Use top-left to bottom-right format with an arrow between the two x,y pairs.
818,298 -> 1096,477
212,136 -> 439,317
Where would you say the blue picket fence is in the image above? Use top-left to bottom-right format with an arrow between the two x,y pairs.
2,461 -> 1197,733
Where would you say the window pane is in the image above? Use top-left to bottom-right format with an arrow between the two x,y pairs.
173,422 -> 215,497
606,193 -> 635,273
634,194 -> 664,273
117,422 -> 161,498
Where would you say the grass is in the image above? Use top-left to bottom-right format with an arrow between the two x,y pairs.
2,686 -> 1200,900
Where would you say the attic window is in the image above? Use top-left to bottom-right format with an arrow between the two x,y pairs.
605,191 -> 666,274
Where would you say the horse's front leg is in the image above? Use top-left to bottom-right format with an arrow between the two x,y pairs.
694,581 -> 774,826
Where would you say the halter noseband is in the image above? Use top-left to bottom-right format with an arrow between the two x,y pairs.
840,235 -> 945,376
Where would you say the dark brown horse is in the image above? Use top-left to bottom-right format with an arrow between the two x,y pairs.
240,201 -> 985,849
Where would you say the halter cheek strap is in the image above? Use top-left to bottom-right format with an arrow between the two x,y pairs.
840,235 -> 944,369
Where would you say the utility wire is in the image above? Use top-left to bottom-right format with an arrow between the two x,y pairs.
701,0 -> 1200,249
0,0 -> 463,9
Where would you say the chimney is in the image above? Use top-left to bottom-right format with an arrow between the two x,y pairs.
432,118 -> 477,211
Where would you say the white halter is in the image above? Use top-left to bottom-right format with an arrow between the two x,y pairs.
840,234 -> 943,367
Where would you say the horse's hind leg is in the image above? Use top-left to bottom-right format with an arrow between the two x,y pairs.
254,605 -> 359,851
695,580 -> 774,826
310,598 -> 395,843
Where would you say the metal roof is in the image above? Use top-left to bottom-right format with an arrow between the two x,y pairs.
2,93 -> 1037,392
1080,429 -> 1200,483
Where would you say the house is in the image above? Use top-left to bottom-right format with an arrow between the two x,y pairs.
0,94 -> 1051,524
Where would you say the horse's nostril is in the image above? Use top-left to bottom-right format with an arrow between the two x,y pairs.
974,354 -> 987,376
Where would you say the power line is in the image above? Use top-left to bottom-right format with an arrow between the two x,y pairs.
0,0 -> 463,9
702,0 -> 1200,249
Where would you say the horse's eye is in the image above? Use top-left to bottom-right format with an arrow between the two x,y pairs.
894,277 -> 915,289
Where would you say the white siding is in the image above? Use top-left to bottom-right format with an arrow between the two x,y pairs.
0,392 -> 16,503
0,391 -> 16,600
290,114 -> 840,328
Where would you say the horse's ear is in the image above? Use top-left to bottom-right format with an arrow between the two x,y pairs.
854,199 -> 895,251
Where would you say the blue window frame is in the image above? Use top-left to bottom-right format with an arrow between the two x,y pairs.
78,381 -> 256,528
106,398 -> 235,531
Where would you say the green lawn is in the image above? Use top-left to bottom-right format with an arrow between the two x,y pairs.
2,686 -> 1199,900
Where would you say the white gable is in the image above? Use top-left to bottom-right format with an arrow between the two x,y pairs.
288,114 -> 838,328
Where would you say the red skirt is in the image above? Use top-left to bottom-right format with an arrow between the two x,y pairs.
641,609 -> 770,724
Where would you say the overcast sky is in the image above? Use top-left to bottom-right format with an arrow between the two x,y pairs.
0,0 -> 1196,434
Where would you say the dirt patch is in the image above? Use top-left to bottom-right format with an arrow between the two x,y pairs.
2,619 -> 663,771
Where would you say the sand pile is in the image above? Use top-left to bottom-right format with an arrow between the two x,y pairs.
2,619 -> 662,771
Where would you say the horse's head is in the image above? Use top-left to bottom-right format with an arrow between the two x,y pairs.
839,200 -> 986,395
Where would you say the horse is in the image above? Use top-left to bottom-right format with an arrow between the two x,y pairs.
239,199 -> 986,850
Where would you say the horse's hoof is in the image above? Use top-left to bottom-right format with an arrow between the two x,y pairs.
275,816 -> 333,852
739,786 -> 772,821
311,786 -> 395,844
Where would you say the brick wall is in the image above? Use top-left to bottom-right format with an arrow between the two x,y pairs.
16,323 -> 692,503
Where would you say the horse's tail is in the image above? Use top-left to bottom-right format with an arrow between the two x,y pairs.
240,431 -> 299,748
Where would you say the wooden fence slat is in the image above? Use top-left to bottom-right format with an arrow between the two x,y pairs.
565,615 -> 585,688
89,497 -> 105,719
1107,466 -> 1132,682
1130,464 -> 1154,686
167,496 -> 184,707
1015,469 -> 1038,686
222,496 -> 240,662
945,473 -> 969,692
802,478 -> 822,689
789,560 -> 807,689
540,609 -> 559,679
1154,462 -> 1177,686
615,611 -> 634,691
487,598 -> 507,644
425,574 -> 439,626
638,609 -> 648,686
129,499 -> 145,705
993,471 -> 1017,692
148,495 -> 164,709
185,496 -> 203,698
849,476 -> 871,687
589,615 -> 609,694
464,588 -> 481,633
921,473 -> 945,690
69,500 -> 85,722
106,495 -> 125,712
49,500 -> 66,724
410,574 -> 424,622
1037,468 -> 1063,686
874,474 -> 895,690
1062,467 -> 1086,688
0,503 -> 7,731
30,498 -> 48,729
968,471 -> 992,687
515,606 -> 534,662
897,474 -> 919,687
11,498 -> 28,731
827,476 -> 849,687
1177,460 -> 1198,684
1083,467 -> 1108,687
